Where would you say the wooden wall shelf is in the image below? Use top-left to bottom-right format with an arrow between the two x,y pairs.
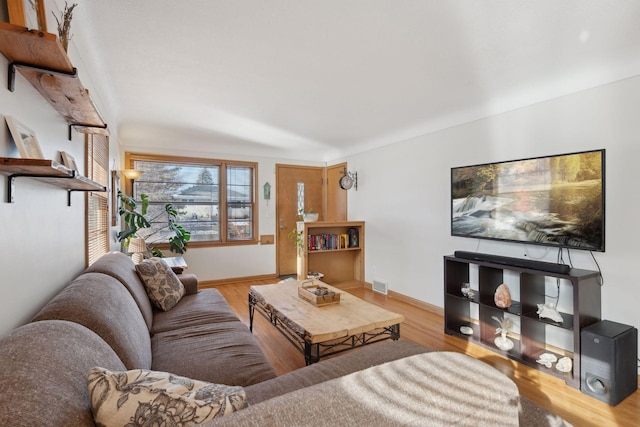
0,22 -> 108,139
0,158 -> 106,205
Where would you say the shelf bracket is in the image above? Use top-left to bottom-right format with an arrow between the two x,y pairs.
67,187 -> 105,207
8,61 -> 78,92
7,174 -> 16,203
6,171 -> 82,206
68,123 -> 108,141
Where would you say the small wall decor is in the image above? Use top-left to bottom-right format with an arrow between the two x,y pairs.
5,116 -> 44,159
339,167 -> 358,191
111,170 -> 120,226
7,0 -> 47,31
263,182 -> 271,206
52,1 -> 78,52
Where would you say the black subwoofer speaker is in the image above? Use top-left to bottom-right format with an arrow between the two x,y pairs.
580,320 -> 638,405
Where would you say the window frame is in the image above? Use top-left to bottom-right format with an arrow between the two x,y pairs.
125,152 -> 259,248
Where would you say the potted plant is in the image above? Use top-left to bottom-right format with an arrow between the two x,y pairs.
299,208 -> 319,222
117,191 -> 191,257
288,208 -> 319,250
288,227 -> 305,252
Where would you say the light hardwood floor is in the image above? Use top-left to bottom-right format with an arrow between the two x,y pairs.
209,280 -> 640,427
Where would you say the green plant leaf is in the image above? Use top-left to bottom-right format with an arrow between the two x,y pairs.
115,193 -> 189,255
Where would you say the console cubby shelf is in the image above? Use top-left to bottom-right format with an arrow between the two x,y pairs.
444,254 -> 602,389
0,157 -> 106,205
0,22 -> 108,138
297,221 -> 365,289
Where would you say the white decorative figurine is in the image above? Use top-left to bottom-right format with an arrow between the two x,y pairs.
536,353 -> 557,368
555,356 -> 573,373
536,303 -> 563,323
494,283 -> 512,308
492,316 -> 514,351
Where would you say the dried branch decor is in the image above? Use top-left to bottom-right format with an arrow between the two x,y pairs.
53,2 -> 78,52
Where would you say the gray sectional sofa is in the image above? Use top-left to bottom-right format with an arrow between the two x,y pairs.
0,251 -> 568,426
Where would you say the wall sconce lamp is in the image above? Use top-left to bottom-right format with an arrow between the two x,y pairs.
128,237 -> 147,264
339,168 -> 358,191
121,169 -> 144,181
121,169 -> 144,195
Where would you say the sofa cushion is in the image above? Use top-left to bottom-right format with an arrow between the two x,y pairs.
32,272 -> 152,370
0,320 -> 126,427
245,340 -> 429,404
87,367 -> 248,426
202,352 -> 520,427
152,322 -> 277,387
136,258 -> 185,311
151,288 -> 242,335
85,251 -> 155,330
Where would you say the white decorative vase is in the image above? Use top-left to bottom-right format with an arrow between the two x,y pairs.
494,333 -> 514,351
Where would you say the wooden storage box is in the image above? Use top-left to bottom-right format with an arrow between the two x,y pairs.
298,285 -> 341,306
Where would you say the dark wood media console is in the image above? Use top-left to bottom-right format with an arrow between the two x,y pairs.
444,254 -> 602,388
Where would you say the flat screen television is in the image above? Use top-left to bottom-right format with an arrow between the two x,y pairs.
451,149 -> 605,252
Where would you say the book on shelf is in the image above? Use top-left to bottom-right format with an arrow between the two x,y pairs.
307,233 -> 352,251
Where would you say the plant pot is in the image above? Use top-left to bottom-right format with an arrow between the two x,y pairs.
303,213 -> 319,222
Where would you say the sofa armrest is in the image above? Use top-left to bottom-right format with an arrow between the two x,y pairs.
177,273 -> 198,295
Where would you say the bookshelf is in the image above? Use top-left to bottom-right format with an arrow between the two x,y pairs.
296,221 -> 365,289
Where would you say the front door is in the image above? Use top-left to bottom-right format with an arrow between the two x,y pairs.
276,165 -> 324,277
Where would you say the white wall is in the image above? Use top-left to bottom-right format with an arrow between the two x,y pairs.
345,75 -> 640,366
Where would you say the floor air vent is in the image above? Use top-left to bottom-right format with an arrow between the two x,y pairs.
372,280 -> 388,295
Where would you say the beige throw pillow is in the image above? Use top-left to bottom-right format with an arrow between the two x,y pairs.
135,257 -> 185,311
87,368 -> 248,426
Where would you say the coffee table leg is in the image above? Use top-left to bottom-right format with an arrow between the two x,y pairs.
304,342 -> 320,365
248,293 -> 255,333
391,323 -> 400,340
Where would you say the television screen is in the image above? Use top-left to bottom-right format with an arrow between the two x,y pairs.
451,149 -> 605,252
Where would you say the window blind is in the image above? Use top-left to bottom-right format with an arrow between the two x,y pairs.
86,133 -> 109,265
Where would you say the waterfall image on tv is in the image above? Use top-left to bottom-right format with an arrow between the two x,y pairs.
451,149 -> 605,252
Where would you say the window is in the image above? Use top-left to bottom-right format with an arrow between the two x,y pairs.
126,153 -> 257,246
86,134 -> 109,265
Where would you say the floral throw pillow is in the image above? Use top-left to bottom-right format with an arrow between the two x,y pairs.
87,368 -> 248,426
135,258 -> 185,311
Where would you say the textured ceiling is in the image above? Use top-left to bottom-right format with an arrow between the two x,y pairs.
69,0 -> 640,161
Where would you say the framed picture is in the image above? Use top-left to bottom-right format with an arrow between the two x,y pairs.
5,116 -> 44,159
60,151 -> 78,171
7,0 -> 47,31
111,170 -> 120,226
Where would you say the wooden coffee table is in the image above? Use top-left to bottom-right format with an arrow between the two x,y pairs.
249,281 -> 404,365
